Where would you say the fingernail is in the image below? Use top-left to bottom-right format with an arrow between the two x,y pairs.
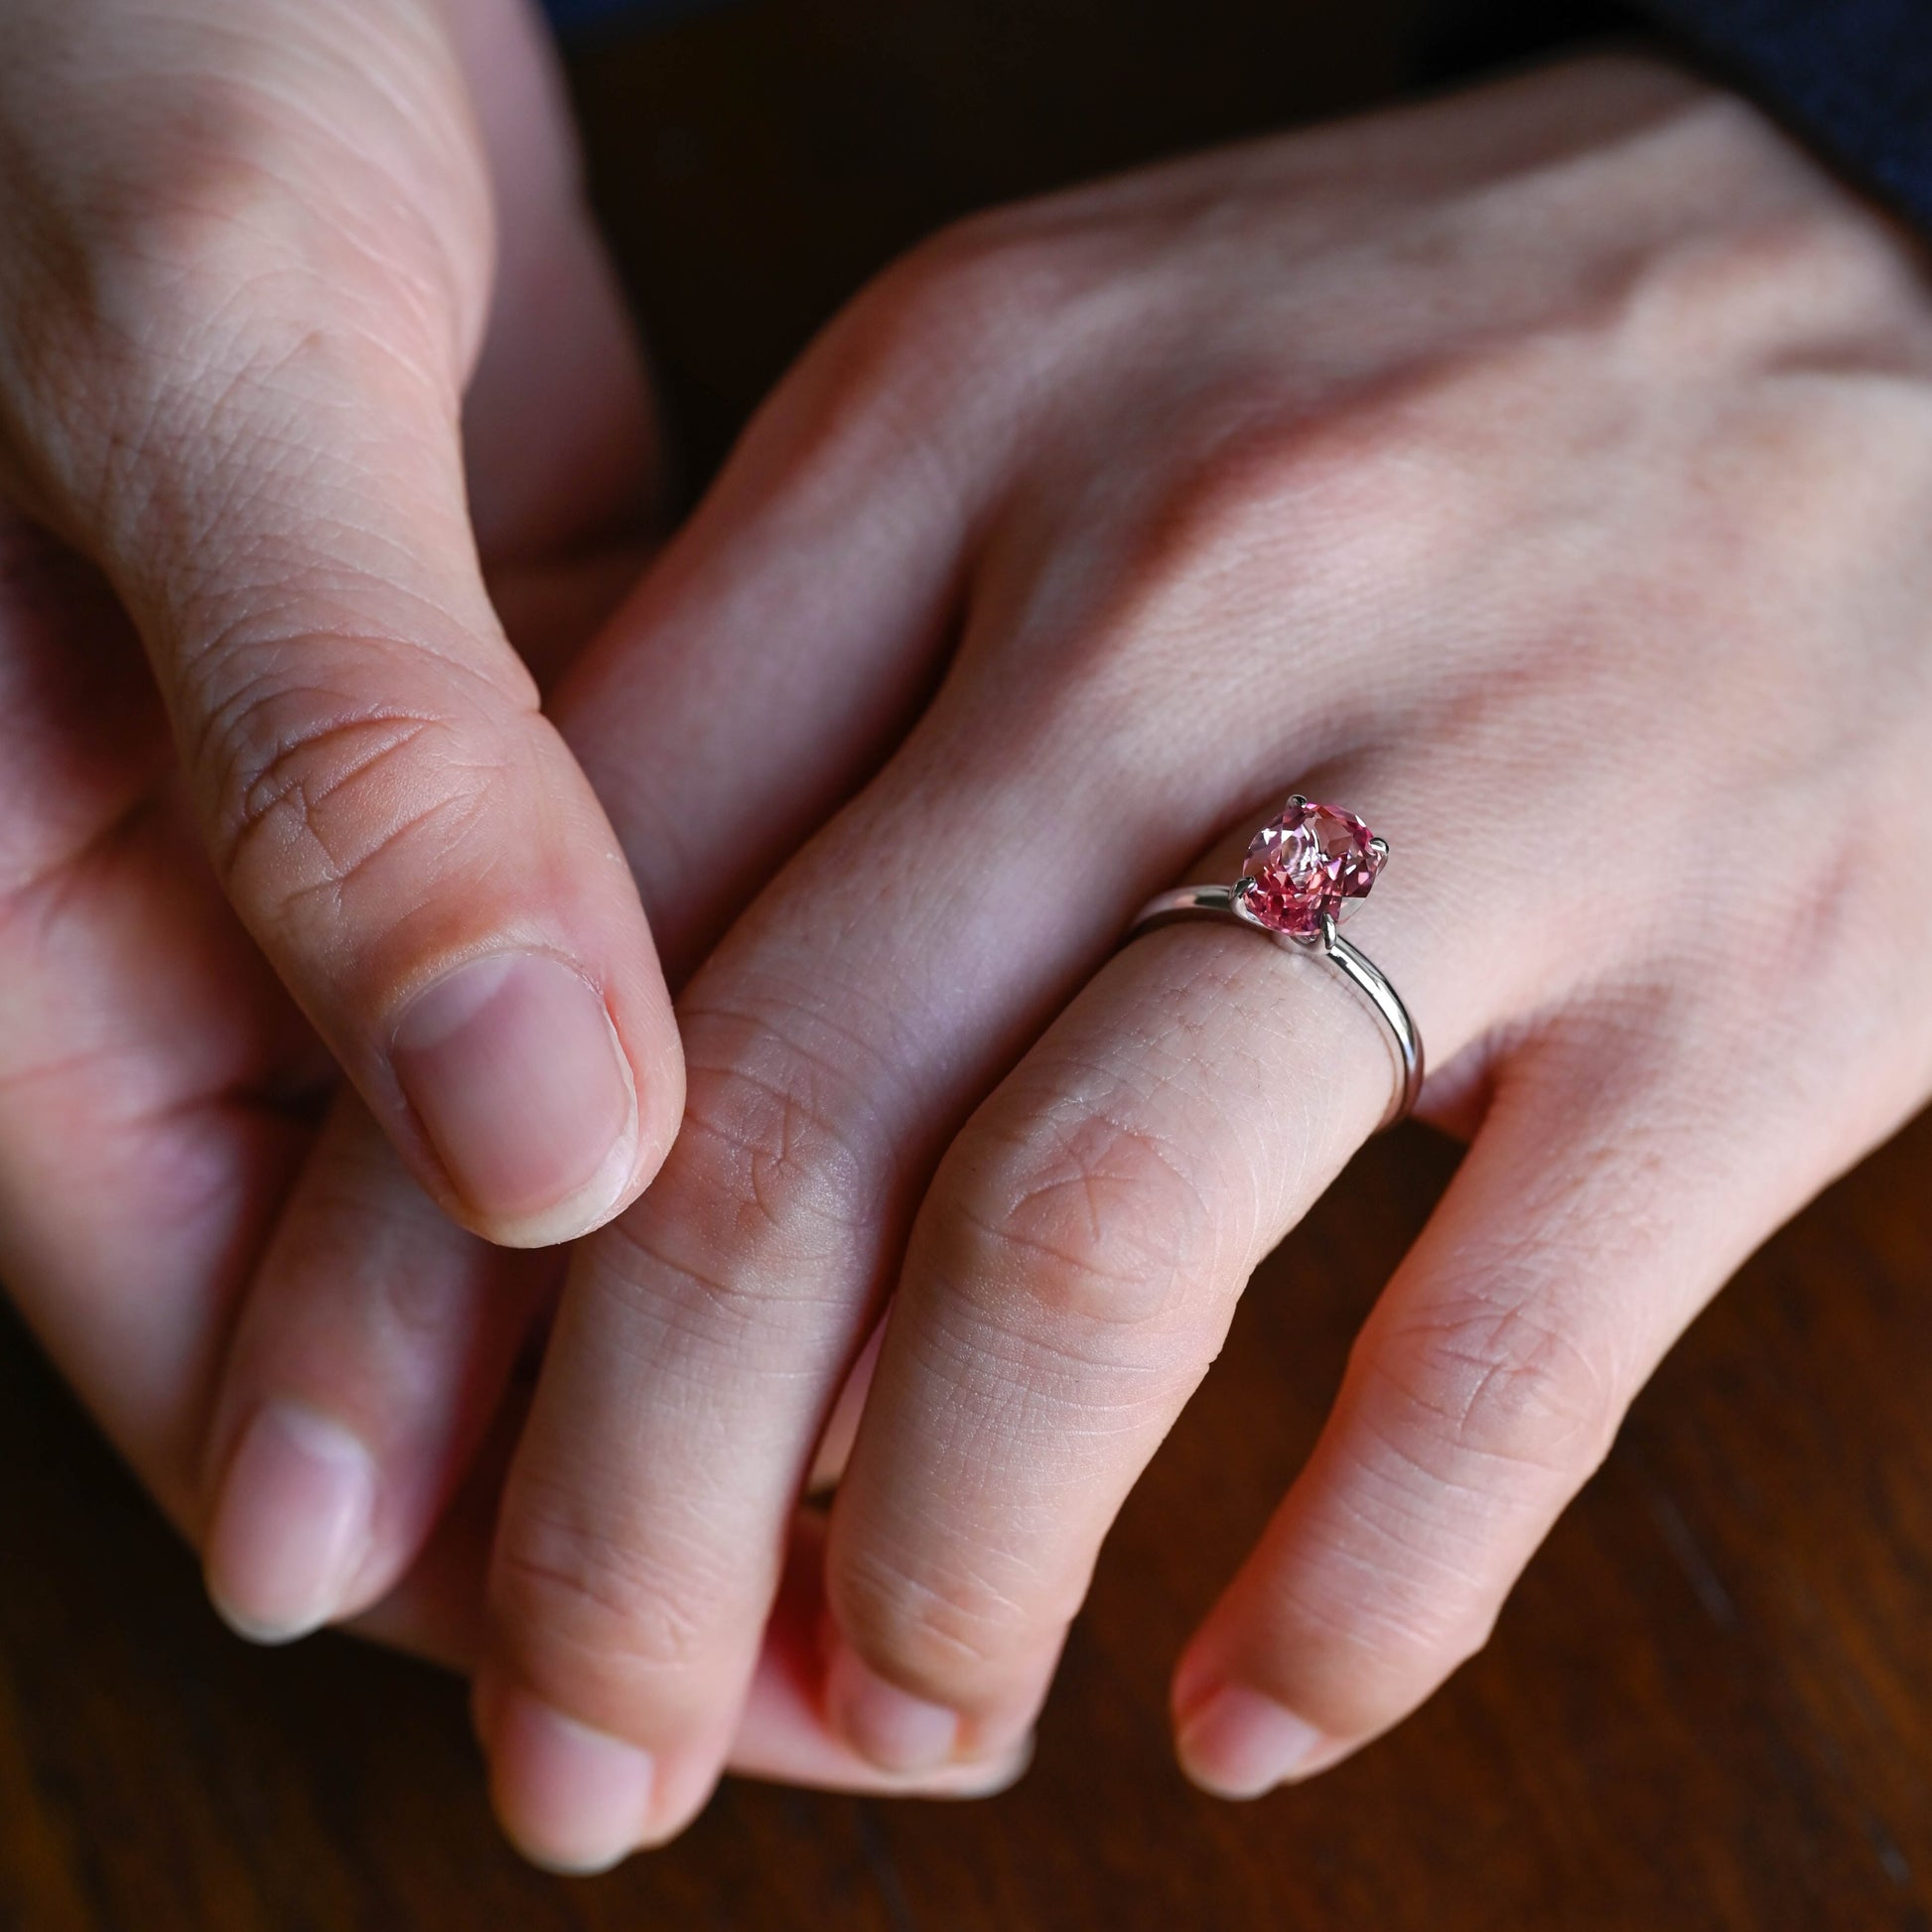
952,1732 -> 1037,1797
392,950 -> 635,1238
1175,1684 -> 1330,1799
204,1402 -> 375,1644
484,1684 -> 655,1875
825,1644 -> 962,1774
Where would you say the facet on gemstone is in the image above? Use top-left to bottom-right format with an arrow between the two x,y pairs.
1239,798 -> 1385,938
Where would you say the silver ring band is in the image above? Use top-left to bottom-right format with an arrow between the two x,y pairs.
1127,885 -> 1424,1133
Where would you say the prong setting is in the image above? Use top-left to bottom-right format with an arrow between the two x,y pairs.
1124,796 -> 1422,1131
1238,796 -> 1383,938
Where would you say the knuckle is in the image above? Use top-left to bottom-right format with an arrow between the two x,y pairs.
991,406 -> 1447,739
676,997 -> 902,1262
589,1195 -> 850,1379
1621,158 -> 1919,368
927,1097 -> 1218,1337
588,994 -> 904,1360
870,217 -> 1048,345
107,135 -> 343,330
40,176 -> 394,469
191,644 -> 503,935
834,1544 -> 1044,1698
850,211 -> 1101,405
493,1483 -> 740,1690
1367,1290 -> 1621,1485
1155,402 -> 1445,595
1270,1557 -> 1498,1737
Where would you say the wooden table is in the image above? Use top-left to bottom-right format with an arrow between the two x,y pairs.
7,3 -> 1932,1926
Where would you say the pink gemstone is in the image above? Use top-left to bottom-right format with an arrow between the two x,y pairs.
1240,798 -> 1385,938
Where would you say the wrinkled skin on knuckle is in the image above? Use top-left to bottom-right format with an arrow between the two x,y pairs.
586,1198 -> 865,1398
1260,1545 -> 1500,1738
674,992 -> 906,1264
191,646 -> 509,949
579,994 -> 908,1375
1250,1317 -> 1614,1734
832,1535 -> 1062,1708
1362,1287 -> 1621,1493
923,1088 -> 1228,1351
492,1475 -> 752,1709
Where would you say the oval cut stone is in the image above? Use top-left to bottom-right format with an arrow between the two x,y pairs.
1240,797 -> 1385,938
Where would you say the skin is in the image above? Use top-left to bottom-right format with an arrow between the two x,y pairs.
456,51 -> 1929,1863
0,0 -> 690,1255
0,0 -> 1015,1824
8,16 -> 1932,1876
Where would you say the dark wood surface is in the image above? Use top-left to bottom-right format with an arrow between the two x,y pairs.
8,4 -> 1932,1927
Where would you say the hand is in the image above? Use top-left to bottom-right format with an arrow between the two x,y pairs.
453,52 -> 1932,1865
0,0 -> 1014,1814
0,0 -> 687,1251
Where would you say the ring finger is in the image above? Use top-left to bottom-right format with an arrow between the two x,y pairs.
473,599 -> 1407,1865
815,766 -> 1561,1768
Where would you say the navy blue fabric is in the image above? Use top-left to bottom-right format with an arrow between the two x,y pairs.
1641,0 -> 1932,232
542,0 -> 728,32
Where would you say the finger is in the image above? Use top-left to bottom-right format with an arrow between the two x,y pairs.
190,0 -> 659,1643
348,1475 -> 1026,1876
813,786 -> 1522,1770
0,0 -> 679,1245
477,742 -> 1119,1863
476,735 -> 1383,1861
193,211 -> 991,1642
470,1508 -> 1029,1876
351,1411 -> 1035,1802
476,216 -> 1403,1860
0,518 -> 315,1512
462,226 -> 1083,1863
1170,1034 -> 1792,1796
725,1511 -> 1034,1802
199,1095 -> 559,1643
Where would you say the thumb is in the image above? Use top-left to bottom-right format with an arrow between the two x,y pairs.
0,0 -> 682,1245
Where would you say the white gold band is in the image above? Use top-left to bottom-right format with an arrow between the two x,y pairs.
1126,885 -> 1425,1132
